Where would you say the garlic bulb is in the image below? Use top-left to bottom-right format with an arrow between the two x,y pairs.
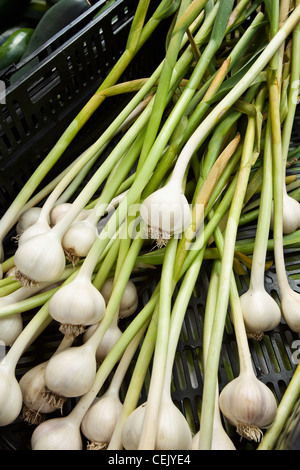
0,313 -> 23,346
44,342 -> 97,398
48,274 -> 106,337
122,398 -> 193,450
14,231 -> 66,286
140,180 -> 191,247
218,372 -> 277,442
280,285 -> 300,332
17,219 -> 51,246
83,321 -> 122,364
62,218 -> 98,265
50,203 -> 89,226
81,391 -> 123,449
101,278 -> 138,319
271,192 -> 300,234
191,425 -> 236,450
239,287 -> 282,340
16,207 -> 42,235
31,415 -> 83,450
19,361 -> 65,425
0,361 -> 23,426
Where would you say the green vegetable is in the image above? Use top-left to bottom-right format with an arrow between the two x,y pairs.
0,28 -> 34,71
21,0 -> 92,59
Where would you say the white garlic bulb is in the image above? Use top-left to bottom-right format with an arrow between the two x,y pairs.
81,391 -> 123,449
140,181 -> 191,247
271,192 -> 300,234
31,416 -> 83,450
50,203 -> 89,226
44,343 -> 97,398
17,220 -> 51,246
14,231 -> 66,285
16,207 -> 42,235
48,274 -> 106,337
0,362 -> 23,426
218,372 -> 277,442
100,278 -> 138,319
62,218 -> 98,263
19,361 -> 64,425
83,321 -> 122,364
239,287 -> 282,339
122,398 -> 193,450
280,285 -> 300,332
0,313 -> 23,346
191,425 -> 236,450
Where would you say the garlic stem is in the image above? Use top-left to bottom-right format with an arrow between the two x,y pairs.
199,113 -> 257,449
2,301 -> 52,371
135,0 -> 208,174
257,361 -> 300,450
138,237 -> 178,449
198,258 -> 236,450
170,4 -> 300,188
82,324 -> 147,449
108,310 -> 158,450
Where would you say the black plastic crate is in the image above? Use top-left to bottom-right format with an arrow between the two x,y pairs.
0,0 -> 168,212
0,0 -> 300,451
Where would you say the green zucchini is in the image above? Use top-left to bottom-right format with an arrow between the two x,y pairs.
0,0 -> 31,29
22,0 -> 92,59
0,28 -> 34,71
0,24 -> 31,46
23,1 -> 50,24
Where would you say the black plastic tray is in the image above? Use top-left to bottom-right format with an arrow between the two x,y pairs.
0,0 -> 168,212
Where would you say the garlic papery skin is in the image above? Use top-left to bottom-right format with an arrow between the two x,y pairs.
83,320 -> 122,364
19,361 -> 65,425
14,230 -> 66,286
16,207 -> 42,235
81,391 -> 123,449
122,397 -> 193,450
0,313 -> 23,346
218,372 -> 277,442
100,278 -> 138,319
140,180 -> 191,247
239,287 -> 282,340
44,342 -> 97,398
31,415 -> 83,450
0,361 -> 23,426
61,218 -> 98,265
48,273 -> 106,337
280,284 -> 300,333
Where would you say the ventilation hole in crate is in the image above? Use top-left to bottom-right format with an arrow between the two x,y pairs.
261,334 -> 282,373
64,83 -> 72,100
251,339 -> 269,375
184,349 -> 199,389
10,125 -> 21,144
183,397 -> 198,434
31,114 -> 39,129
173,351 -> 187,392
220,343 -> 236,382
0,131 -> 12,153
40,106 -> 48,121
